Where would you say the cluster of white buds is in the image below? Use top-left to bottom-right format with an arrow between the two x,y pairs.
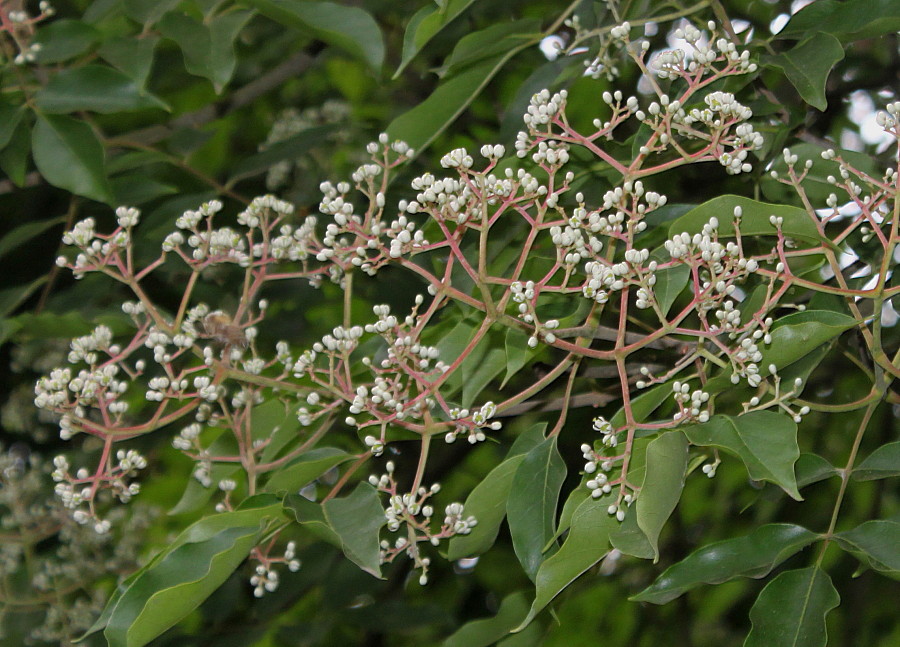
592,415 -> 617,447
250,564 -> 280,597
445,401 -> 501,444
672,382 -> 711,423
521,89 -> 568,131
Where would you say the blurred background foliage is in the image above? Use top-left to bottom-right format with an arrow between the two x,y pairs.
0,0 -> 898,645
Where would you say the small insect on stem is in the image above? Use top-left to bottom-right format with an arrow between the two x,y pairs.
203,311 -> 248,349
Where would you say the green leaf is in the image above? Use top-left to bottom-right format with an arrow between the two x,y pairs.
35,65 -> 168,113
447,454 -> 525,561
760,143 -> 879,206
796,453 -> 839,489
102,501 -> 283,647
440,19 -> 540,78
765,34 -> 844,111
636,432 -> 688,561
515,495 -> 615,631
667,195 -> 821,245
835,520 -> 900,574
745,567 -> 840,647
653,263 -> 690,316
632,524 -> 819,604
610,381 -> 671,427
159,11 -> 253,93
758,310 -> 858,373
33,19 -> 100,64
608,503 -> 655,560
442,591 -> 529,647
98,36 -> 160,88
0,115 -> 31,187
32,114 -> 114,204
780,0 -> 900,42
283,494 -> 342,546
502,327 -> 536,388
0,215 -> 65,262
387,32 -> 532,155
228,125 -> 337,185
396,0 -> 480,77
682,411 -> 801,500
123,0 -> 181,26
263,448 -> 351,493
507,435 -> 567,580
852,442 -> 900,481
462,347 -> 505,408
110,173 -> 178,205
0,103 -> 25,150
0,277 -> 47,319
322,482 -> 385,577
240,0 -> 384,72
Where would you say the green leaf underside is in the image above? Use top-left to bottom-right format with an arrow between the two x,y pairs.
668,195 -> 820,244
35,65 -> 168,113
835,520 -> 900,573
632,524 -> 819,604
447,454 -> 525,561
507,436 -> 567,580
637,432 -> 688,561
515,494 -> 616,631
240,0 -> 384,72
322,482 -> 386,577
32,114 -> 114,204
766,34 -> 844,111
442,591 -> 529,647
745,567 -> 840,647
852,442 -> 900,481
682,411 -> 801,500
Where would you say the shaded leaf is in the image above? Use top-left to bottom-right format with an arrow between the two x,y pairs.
159,11 -> 252,92
632,524 -> 819,604
502,327 -> 535,388
765,34 -> 844,111
396,0 -> 481,77
611,381 -> 671,427
0,277 -> 48,319
835,520 -> 900,573
0,103 -> 25,150
241,0 -> 384,72
98,36 -> 160,88
442,591 -> 529,647
683,412 -> 801,500
33,19 -> 100,64
123,0 -> 181,26
653,263 -> 690,316
852,442 -> 900,481
440,19 -> 540,78
0,116 -> 31,187
745,567 -> 840,647
780,0 -> 900,42
515,494 -> 615,631
0,215 -> 65,261
796,453 -> 839,489
32,114 -> 114,203
36,65 -> 168,113
322,482 -> 385,577
507,435 -> 567,580
102,500 -> 283,647
228,125 -> 337,185
447,454 -> 525,561
636,432 -> 688,561
462,346 -> 505,408
263,448 -> 351,494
